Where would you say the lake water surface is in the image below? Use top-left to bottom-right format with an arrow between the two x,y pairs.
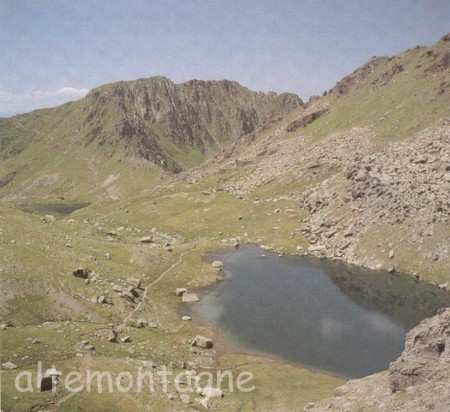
21,202 -> 90,216
186,245 -> 450,378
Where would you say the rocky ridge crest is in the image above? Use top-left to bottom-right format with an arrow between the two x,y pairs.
82,77 -> 303,171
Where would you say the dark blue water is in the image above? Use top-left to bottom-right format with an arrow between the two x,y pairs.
187,245 -> 450,378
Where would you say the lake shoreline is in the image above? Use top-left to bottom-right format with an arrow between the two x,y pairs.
182,244 -> 450,379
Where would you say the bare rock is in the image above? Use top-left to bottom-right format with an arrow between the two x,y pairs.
212,260 -> 224,268
107,330 -> 118,342
176,288 -> 188,296
72,268 -> 91,279
135,319 -> 147,328
0,321 -> 13,330
343,223 -> 355,237
180,393 -> 191,404
191,335 -> 213,349
201,387 -> 223,398
2,361 -> 17,370
389,307 -> 450,392
127,277 -> 141,289
112,284 -> 125,292
286,107 -> 329,132
182,293 -> 199,303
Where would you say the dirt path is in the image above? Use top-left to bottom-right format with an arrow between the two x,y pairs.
44,246 -> 197,410
122,245 -> 197,328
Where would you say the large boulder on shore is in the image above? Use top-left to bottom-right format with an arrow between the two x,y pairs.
212,261 -> 224,268
191,335 -> 213,349
389,307 -> 450,392
176,288 -> 188,296
182,293 -> 199,303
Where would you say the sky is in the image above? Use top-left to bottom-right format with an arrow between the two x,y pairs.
1,0 -> 449,116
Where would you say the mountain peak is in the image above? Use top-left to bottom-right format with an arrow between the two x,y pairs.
1,76 -> 302,176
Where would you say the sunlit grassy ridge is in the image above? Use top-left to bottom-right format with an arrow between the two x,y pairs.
304,37 -> 450,146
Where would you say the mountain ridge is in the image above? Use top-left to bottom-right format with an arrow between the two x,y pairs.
0,76 -> 302,198
70,75 -> 303,171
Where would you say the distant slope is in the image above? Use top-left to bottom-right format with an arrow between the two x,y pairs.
312,32 -> 450,145
0,77 -> 302,200
84,77 -> 302,171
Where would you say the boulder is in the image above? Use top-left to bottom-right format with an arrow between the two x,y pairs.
2,361 -> 17,370
212,261 -> 224,268
72,268 -> 90,279
343,223 -> 355,237
140,236 -> 154,243
0,321 -> 12,330
182,293 -> 199,303
127,277 -> 141,289
180,393 -> 191,404
191,335 -> 213,349
389,308 -> 450,392
126,286 -> 139,297
112,284 -> 124,292
136,319 -> 146,328
201,387 -> 223,398
107,330 -> 118,342
308,245 -> 326,252
97,295 -> 107,304
196,397 -> 209,409
176,288 -> 188,296
120,289 -> 136,302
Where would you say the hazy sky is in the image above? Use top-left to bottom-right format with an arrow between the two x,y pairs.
1,0 -> 449,116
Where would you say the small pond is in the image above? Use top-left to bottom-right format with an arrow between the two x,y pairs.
185,245 -> 450,378
21,202 -> 90,216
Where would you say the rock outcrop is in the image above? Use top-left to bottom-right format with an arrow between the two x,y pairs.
297,120 -> 450,266
305,308 -> 450,412
82,77 -> 303,172
285,106 -> 329,132
389,308 -> 450,392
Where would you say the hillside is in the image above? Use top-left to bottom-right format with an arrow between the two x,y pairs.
183,32 -> 450,284
0,77 -> 301,200
0,34 -> 449,412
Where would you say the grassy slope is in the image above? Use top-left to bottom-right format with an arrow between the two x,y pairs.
307,39 -> 450,146
0,201 -> 343,411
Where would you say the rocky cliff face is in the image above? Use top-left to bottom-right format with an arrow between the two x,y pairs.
306,308 -> 450,412
389,308 -> 450,393
82,77 -> 303,171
